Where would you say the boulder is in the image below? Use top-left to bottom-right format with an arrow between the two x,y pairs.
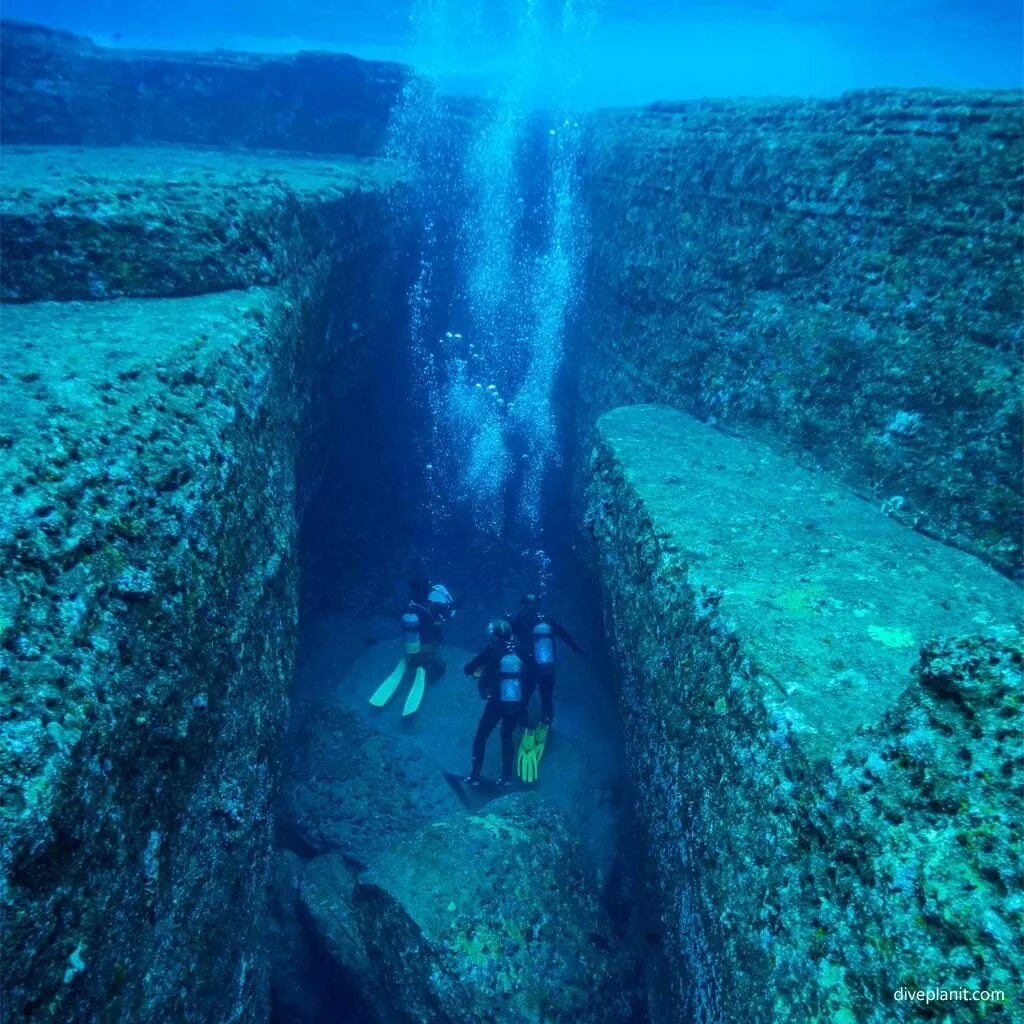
278,703 -> 464,863
296,853 -> 397,1023
353,793 -> 640,1024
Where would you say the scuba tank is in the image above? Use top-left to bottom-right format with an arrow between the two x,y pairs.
401,612 -> 421,654
533,620 -> 555,667
498,649 -> 524,705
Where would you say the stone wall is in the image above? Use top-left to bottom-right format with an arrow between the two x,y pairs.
584,405 -> 1022,1024
0,149 -> 405,1022
576,90 -> 1023,576
0,20 -> 406,154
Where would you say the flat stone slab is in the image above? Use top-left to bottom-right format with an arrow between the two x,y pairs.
595,404 -> 1021,761
0,144 -> 401,300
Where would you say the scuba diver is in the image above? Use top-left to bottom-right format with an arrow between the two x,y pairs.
369,577 -> 455,717
511,593 -> 583,783
462,619 -> 526,787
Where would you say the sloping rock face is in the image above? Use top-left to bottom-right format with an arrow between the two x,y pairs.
0,20 -> 406,153
584,405 -> 1021,1024
278,704 -> 464,863
0,151 -> 405,1022
577,91 -> 1023,576
295,852 -> 398,1023
354,794 -> 639,1024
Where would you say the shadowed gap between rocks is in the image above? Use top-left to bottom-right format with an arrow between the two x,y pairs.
268,277 -> 664,1024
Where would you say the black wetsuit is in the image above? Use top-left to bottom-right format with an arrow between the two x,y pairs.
407,600 -> 447,681
511,610 -> 582,725
464,639 -> 526,779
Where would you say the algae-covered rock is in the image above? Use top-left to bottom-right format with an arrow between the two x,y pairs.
353,793 -> 640,1024
584,404 -> 1022,1023
0,20 -> 407,155
0,145 -> 406,1021
577,90 -> 1023,575
809,635 -> 1024,1019
300,854 -> 374,987
278,703 -> 464,863
0,145 -> 402,301
296,853 -> 397,1023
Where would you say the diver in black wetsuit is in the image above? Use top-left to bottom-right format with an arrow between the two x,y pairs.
368,576 -> 455,717
462,619 -> 526,787
405,577 -> 454,681
511,593 -> 583,726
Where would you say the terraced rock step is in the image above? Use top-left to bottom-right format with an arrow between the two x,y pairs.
0,145 -> 401,300
1,20 -> 407,154
577,90 -> 1023,575
585,404 -> 1022,1024
0,141 -> 405,1020
593,404 -> 1018,762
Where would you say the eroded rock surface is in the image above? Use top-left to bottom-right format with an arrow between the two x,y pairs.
585,404 -> 1021,1024
0,145 -> 401,301
354,794 -> 640,1024
0,150 -> 404,1022
278,703 -> 464,863
1,20 -> 406,154
578,91 -> 1023,575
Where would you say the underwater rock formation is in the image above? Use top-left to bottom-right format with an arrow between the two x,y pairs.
272,639 -> 634,1022
577,91 -> 1023,576
3,20 -> 1021,1024
0,149 -> 404,1022
353,793 -> 639,1024
0,147 -> 400,302
0,20 -> 405,154
585,404 -> 1021,1024
278,703 -> 464,863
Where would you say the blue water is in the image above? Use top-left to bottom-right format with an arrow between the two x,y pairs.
8,0 -> 1023,103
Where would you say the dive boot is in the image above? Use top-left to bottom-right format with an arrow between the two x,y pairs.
370,658 -> 406,708
402,666 -> 427,717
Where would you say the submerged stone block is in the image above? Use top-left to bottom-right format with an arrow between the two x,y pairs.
1,289 -> 306,1022
278,703 -> 464,864
0,19 -> 407,154
353,793 -> 640,1024
0,145 -> 402,301
0,139 -> 405,1018
577,90 -> 1024,575
585,404 -> 1021,1024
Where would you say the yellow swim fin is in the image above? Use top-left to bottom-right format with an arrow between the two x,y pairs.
516,729 -> 537,781
516,723 -> 549,784
370,658 -> 406,708
402,666 -> 426,717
